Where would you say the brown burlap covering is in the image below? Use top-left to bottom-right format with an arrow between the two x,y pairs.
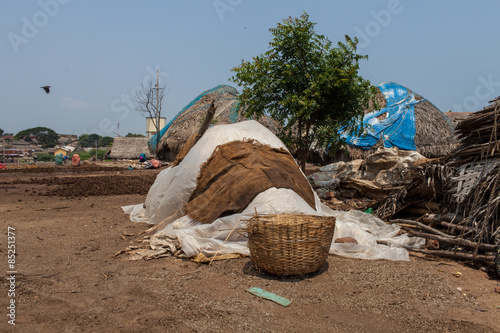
184,140 -> 316,224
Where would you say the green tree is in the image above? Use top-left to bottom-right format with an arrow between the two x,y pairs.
78,134 -> 90,147
101,136 -> 114,146
88,133 -> 100,146
125,133 -> 146,137
0,128 -> 4,136
231,13 -> 376,170
16,127 -> 59,148
78,133 -> 102,147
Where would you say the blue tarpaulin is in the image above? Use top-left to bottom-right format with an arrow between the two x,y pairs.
341,82 -> 427,151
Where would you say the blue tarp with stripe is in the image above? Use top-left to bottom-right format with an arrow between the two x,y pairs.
341,82 -> 426,151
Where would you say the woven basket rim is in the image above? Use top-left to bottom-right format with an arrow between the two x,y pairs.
244,213 -> 336,276
243,214 -> 335,231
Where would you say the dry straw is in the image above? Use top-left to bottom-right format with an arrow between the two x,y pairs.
244,213 -> 336,276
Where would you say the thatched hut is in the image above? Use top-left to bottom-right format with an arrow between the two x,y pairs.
109,137 -> 152,160
150,85 -> 279,161
343,82 -> 457,159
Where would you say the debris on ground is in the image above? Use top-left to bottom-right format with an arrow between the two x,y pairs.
312,97 -> 500,276
246,287 -> 292,307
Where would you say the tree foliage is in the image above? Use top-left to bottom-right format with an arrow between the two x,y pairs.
78,134 -> 113,147
231,13 -> 376,169
0,128 -> 4,136
101,136 -> 114,146
16,126 -> 59,148
125,133 -> 146,137
78,134 -> 98,147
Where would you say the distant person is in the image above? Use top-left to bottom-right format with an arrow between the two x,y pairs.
139,153 -> 147,163
71,154 -> 80,166
55,154 -> 64,165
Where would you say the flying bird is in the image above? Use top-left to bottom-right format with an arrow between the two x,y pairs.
41,86 -> 51,94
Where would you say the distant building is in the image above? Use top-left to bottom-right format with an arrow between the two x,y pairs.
108,137 -> 152,159
146,117 -> 166,138
1,136 -> 14,149
53,146 -> 75,156
10,139 -> 39,154
58,134 -> 78,147
1,139 -> 38,159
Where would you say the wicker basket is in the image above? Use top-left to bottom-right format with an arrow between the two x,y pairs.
245,214 -> 336,276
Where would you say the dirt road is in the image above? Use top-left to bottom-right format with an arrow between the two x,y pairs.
0,164 -> 498,332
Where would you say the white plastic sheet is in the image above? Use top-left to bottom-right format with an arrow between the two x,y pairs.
142,120 -> 286,224
123,120 -> 423,261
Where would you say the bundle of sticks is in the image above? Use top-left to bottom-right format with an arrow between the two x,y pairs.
383,213 -> 499,276
453,97 -> 500,160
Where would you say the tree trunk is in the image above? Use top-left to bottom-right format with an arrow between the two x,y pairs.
300,152 -> 306,172
295,119 -> 306,172
299,122 -> 311,172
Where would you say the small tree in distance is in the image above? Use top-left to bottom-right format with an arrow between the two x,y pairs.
231,12 -> 377,170
133,81 -> 167,158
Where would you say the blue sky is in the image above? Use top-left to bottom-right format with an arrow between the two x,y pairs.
1,0 -> 499,137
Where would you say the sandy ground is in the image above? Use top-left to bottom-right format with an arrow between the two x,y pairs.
0,163 -> 499,332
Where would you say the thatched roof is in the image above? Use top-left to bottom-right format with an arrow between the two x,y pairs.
109,137 -> 152,159
150,85 -> 279,161
346,82 -> 457,159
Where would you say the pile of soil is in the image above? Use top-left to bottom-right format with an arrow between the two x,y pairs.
0,163 -> 126,174
29,174 -> 158,197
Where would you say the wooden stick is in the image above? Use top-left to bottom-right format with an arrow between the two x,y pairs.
377,240 -> 495,264
422,213 -> 464,224
194,100 -> 216,146
420,213 -> 474,234
439,221 -> 472,234
391,218 -> 452,238
208,221 -> 243,266
405,248 -> 495,264
406,229 -> 497,252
